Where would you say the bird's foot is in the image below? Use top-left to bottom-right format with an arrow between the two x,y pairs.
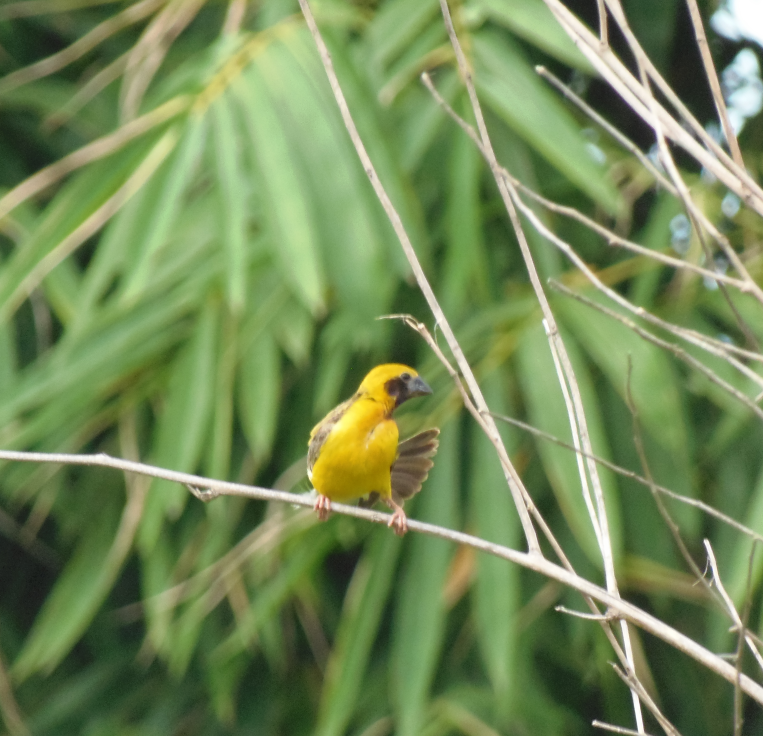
384,499 -> 408,536
314,494 -> 332,521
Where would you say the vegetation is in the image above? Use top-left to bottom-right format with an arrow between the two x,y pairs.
1,0 -> 763,734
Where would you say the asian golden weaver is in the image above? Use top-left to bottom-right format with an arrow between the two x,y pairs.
307,364 -> 439,535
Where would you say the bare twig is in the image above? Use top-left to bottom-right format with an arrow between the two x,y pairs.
420,71 -> 763,402
388,314 -> 594,599
535,65 -> 675,194
385,314 -> 575,571
589,12 -> 763,346
684,0 -> 744,172
550,281 -> 763,422
612,664 -> 683,736
297,0 -> 540,553
436,1 -> 642,726
511,190 -> 763,395
556,605 -> 614,621
709,542 -> 763,685
704,540 -> 748,729
542,0 -> 763,223
544,318 -> 602,547
490,409 -> 763,548
624,359 -> 722,612
596,0 -> 608,49
422,70 -> 758,303
706,540 -> 763,674
1,447 -> 763,702
534,67 -> 758,319
601,0 -> 757,206
593,721 -> 655,736
734,543 -> 757,736
626,34 -> 759,350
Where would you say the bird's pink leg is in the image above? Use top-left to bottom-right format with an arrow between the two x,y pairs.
314,494 -> 332,521
383,497 -> 408,536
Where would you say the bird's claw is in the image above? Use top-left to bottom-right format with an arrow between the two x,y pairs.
314,494 -> 332,521
388,507 -> 408,536
187,484 -> 219,501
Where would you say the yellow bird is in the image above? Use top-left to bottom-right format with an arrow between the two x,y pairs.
308,364 -> 439,535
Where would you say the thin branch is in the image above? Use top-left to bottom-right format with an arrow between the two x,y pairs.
386,314 -> 581,574
535,65 -> 675,194
593,722 -> 655,736
703,540 -> 746,730
626,38 -> 759,351
706,539 -> 763,678
612,664 -> 683,736
596,0 -> 608,48
550,281 -> 763,422
534,65 -> 757,311
684,0 -> 745,172
436,2 -> 641,726
601,0 -> 759,208
624,359 -> 723,613
541,0 -> 763,226
389,314 -> 599,613
735,543 -> 758,736
516,181 -> 750,295
297,0 -> 540,553
610,26 -> 763,347
440,0 -> 602,552
556,605 -> 614,621
511,189 -> 763,396
489,410 -> 763,547
544,318 -> 603,548
421,70 -> 757,300
733,546 -> 751,735
420,71 -> 763,397
1,448 -> 763,703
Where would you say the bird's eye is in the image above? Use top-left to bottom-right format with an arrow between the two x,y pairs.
400,372 -> 411,381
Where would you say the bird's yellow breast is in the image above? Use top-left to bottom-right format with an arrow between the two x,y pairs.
309,397 -> 398,502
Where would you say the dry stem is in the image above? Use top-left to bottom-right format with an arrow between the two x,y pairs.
297,0 -> 541,554
1,446 -> 762,704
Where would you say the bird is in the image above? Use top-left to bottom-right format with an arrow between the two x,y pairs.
307,363 -> 439,535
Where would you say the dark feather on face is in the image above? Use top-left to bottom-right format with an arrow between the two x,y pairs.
384,372 -> 432,408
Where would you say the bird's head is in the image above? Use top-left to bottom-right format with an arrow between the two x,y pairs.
358,363 -> 432,409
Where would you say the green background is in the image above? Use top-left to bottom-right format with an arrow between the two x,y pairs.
1,0 -> 763,733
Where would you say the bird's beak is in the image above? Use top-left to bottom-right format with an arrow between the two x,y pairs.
407,376 -> 432,397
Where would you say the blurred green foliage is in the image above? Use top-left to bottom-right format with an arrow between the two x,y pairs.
1,0 -> 763,734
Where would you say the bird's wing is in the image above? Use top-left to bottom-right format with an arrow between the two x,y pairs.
307,396 -> 355,478
390,428 -> 440,504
